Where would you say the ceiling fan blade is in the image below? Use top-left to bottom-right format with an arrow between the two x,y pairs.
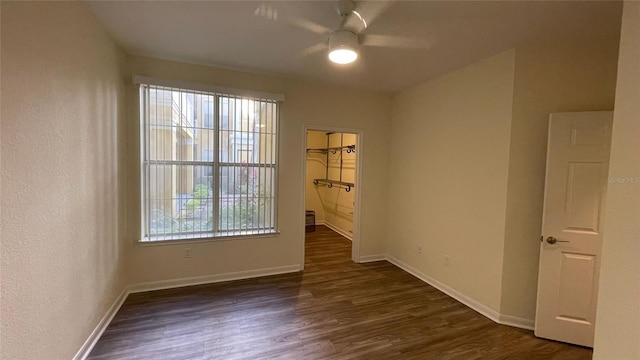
344,0 -> 394,32
254,3 -> 280,21
298,43 -> 327,58
288,17 -> 333,35
254,3 -> 332,35
360,34 -> 434,49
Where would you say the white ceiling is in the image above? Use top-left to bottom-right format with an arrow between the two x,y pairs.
87,1 -> 622,93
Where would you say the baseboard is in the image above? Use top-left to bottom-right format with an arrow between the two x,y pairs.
498,313 -> 535,330
385,254 -> 502,323
358,254 -> 387,263
74,264 -> 302,359
128,264 -> 303,294
385,254 -> 535,331
73,287 -> 129,360
323,221 -> 353,241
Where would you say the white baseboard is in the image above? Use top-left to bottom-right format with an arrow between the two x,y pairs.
74,264 -> 302,359
73,288 -> 128,360
385,254 -> 535,330
128,264 -> 302,294
498,313 -> 535,330
323,221 -> 353,241
358,254 -> 387,263
386,254 -> 502,324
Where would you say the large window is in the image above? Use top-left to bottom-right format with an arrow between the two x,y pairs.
139,83 -> 278,242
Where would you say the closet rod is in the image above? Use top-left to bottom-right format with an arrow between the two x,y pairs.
313,179 -> 354,192
306,145 -> 356,154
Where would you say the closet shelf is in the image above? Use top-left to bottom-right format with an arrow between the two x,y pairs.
306,145 -> 355,155
313,179 -> 354,192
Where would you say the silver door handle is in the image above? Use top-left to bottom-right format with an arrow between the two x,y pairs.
546,236 -> 569,244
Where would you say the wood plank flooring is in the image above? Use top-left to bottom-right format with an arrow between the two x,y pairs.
88,226 -> 592,359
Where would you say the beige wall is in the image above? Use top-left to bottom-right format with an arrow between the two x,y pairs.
306,131 -> 328,224
387,29 -> 620,322
321,132 -> 356,237
388,50 -> 516,312
500,34 -> 620,320
0,2 -> 126,359
594,2 -> 640,358
124,56 -> 391,284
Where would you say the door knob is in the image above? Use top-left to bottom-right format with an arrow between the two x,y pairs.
546,236 -> 569,244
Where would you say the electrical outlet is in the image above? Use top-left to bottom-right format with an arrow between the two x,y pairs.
184,248 -> 192,258
445,255 -> 451,266
417,244 -> 423,254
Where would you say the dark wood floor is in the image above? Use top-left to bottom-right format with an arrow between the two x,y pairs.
88,226 -> 592,359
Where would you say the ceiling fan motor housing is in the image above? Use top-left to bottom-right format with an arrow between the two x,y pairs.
329,30 -> 359,51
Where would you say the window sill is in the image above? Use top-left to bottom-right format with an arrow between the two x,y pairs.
137,231 -> 280,246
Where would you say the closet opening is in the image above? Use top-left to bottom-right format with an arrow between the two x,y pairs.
303,128 -> 361,266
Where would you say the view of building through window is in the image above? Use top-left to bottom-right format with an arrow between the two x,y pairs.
141,84 -> 278,241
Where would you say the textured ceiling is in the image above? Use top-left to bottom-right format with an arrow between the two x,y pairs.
87,1 -> 622,93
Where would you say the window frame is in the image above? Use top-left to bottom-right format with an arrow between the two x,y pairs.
136,78 -> 282,244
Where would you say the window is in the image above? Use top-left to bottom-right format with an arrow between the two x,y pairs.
139,83 -> 279,242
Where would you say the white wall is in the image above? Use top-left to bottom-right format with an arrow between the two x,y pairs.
594,2 -> 640,358
501,34 -> 620,321
124,56 -> 391,284
0,2 -> 126,359
388,50 -> 516,313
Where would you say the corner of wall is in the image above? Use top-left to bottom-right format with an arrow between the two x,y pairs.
499,29 -> 620,322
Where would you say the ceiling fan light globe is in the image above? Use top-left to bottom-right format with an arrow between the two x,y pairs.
329,48 -> 358,64
328,30 -> 359,64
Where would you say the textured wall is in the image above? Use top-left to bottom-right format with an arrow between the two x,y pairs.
594,2 -> 640,358
387,50 -> 516,313
1,2 -> 126,359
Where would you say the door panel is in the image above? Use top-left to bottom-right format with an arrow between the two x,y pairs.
565,162 -> 605,233
556,253 -> 596,322
535,111 -> 613,347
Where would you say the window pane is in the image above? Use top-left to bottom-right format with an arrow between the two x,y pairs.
219,98 -> 276,165
147,164 -> 214,238
218,165 -> 275,232
202,98 -> 214,129
146,89 -> 215,162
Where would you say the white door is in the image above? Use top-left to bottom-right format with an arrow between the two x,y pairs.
535,111 -> 613,347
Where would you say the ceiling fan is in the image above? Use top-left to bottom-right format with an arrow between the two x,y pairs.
255,0 -> 432,65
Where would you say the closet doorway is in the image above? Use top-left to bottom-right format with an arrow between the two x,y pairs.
303,127 -> 361,264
